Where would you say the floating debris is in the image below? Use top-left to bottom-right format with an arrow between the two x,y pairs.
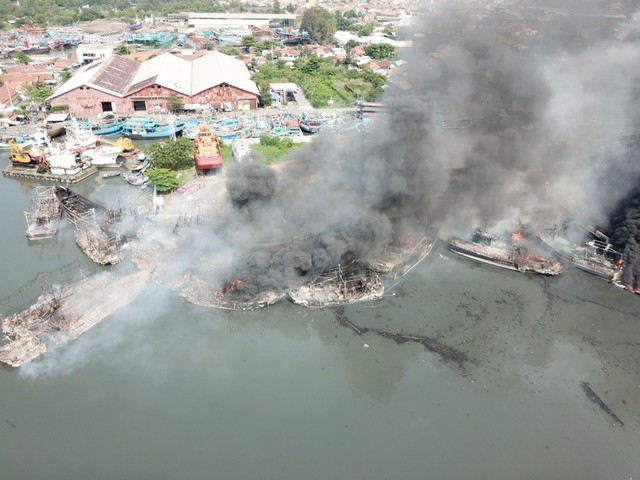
332,306 -> 471,369
580,381 -> 624,427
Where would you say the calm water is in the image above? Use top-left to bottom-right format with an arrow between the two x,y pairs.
1,151 -> 639,480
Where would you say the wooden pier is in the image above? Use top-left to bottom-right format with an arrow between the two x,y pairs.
2,165 -> 98,184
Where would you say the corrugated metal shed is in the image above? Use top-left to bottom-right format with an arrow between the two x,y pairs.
50,52 -> 259,101
128,52 -> 259,96
48,56 -> 140,100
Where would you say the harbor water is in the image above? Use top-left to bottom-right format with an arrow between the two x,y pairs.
0,151 -> 639,480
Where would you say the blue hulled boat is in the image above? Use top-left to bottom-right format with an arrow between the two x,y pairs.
122,117 -> 185,139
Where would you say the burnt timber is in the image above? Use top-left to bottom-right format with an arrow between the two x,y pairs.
0,270 -> 150,367
24,187 -> 62,240
287,262 -> 384,308
367,234 -> 437,281
449,230 -> 563,275
55,187 -> 126,265
180,275 -> 285,311
580,381 -> 624,427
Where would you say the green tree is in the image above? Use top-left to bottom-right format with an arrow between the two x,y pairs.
259,84 -> 273,107
166,93 -> 183,112
334,11 -> 354,31
24,82 -> 53,104
146,168 -> 183,193
13,52 -> 32,65
358,23 -> 375,37
242,35 -> 257,49
272,0 -> 281,14
114,45 -> 131,55
298,55 -> 324,75
364,43 -> 396,60
60,68 -> 73,83
145,137 -> 194,170
300,7 -> 336,43
285,3 -> 295,13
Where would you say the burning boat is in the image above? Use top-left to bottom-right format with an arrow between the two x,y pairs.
367,232 -> 437,281
287,262 -> 384,308
180,275 -> 285,311
24,187 -> 62,240
538,226 -> 623,281
0,270 -> 149,367
448,229 -> 563,275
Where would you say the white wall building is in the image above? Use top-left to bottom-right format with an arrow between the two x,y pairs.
166,12 -> 295,29
76,43 -> 114,64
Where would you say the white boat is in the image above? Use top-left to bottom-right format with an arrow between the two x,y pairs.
63,122 -> 98,154
231,139 -> 251,163
121,172 -> 148,186
45,143 -> 84,175
81,145 -> 124,167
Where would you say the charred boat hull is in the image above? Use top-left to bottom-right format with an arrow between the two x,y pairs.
448,236 -> 563,275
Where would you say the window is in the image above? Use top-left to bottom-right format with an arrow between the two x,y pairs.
101,102 -> 113,112
133,101 -> 146,111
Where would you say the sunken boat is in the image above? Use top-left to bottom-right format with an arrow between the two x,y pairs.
287,262 -> 384,308
24,187 -> 62,240
449,229 -> 563,275
538,227 -> 622,281
0,270 -> 149,367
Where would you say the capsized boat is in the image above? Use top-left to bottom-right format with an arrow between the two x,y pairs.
448,229 -> 563,275
194,124 -> 224,171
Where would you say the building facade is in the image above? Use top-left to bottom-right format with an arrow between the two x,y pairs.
48,52 -> 260,115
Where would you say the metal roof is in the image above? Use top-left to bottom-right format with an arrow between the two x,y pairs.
50,52 -> 259,101
48,56 -> 140,100
128,52 -> 259,96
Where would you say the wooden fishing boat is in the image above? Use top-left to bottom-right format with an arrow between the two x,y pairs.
122,117 -> 185,139
287,262 -> 384,309
537,227 -> 622,280
0,270 -> 150,367
24,187 -> 62,240
448,229 -> 563,275
54,186 -> 107,222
